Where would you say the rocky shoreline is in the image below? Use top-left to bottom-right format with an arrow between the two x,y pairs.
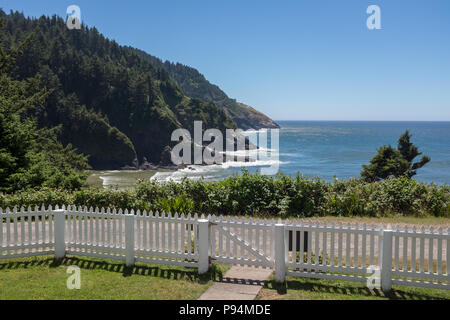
121,130 -> 258,171
120,157 -> 182,171
120,154 -> 255,171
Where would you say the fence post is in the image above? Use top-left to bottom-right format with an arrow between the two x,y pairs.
125,213 -> 135,267
54,209 -> 66,259
274,223 -> 286,283
198,218 -> 210,274
380,227 -> 393,292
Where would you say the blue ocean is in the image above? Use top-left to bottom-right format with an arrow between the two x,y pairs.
153,121 -> 450,185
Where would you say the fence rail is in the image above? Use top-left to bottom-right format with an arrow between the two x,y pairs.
284,221 -> 382,285
1,206 -> 449,291
209,215 -> 275,268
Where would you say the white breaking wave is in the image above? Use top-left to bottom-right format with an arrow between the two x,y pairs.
151,159 -> 290,183
220,147 -> 278,157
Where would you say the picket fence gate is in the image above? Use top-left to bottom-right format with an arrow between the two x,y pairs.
0,206 -> 448,291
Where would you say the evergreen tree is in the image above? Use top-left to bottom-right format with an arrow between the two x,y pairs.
0,18 -> 90,192
0,10 -> 242,168
361,130 -> 430,182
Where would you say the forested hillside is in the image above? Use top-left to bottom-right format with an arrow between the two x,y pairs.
0,18 -> 90,192
0,10 -> 275,169
131,48 -> 279,130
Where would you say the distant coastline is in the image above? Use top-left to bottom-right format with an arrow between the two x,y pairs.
87,121 -> 450,188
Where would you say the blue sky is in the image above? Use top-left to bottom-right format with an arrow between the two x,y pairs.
1,0 -> 449,121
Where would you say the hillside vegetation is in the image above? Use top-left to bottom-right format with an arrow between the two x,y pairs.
0,10 -> 275,169
132,48 -> 279,130
0,18 -> 89,192
1,170 -> 448,218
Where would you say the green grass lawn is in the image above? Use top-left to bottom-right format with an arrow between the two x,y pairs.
258,275 -> 450,300
0,255 -> 226,300
1,255 -> 448,300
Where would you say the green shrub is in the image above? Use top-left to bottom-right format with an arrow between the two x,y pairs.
0,170 -> 448,218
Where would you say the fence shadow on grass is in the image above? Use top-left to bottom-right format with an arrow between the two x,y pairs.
0,258 -> 55,270
263,279 -> 447,300
0,255 -> 224,284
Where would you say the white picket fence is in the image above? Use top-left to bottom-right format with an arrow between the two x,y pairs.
0,206 -> 200,268
209,215 -> 276,268
0,206 -> 449,291
280,220 -> 449,291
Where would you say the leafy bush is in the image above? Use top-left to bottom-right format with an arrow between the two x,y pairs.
1,170 -> 448,218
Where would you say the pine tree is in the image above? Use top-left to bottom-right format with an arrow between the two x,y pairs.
361,130 -> 430,182
0,18 -> 90,192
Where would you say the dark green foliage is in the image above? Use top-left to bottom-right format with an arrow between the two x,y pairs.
361,130 -> 430,182
397,130 -> 431,177
56,94 -> 136,168
0,10 -> 240,168
1,170 -> 448,218
132,51 -> 279,130
0,18 -> 90,192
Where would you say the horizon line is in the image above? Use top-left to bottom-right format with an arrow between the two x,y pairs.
274,120 -> 450,122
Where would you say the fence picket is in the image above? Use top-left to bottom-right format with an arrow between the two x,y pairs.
73,209 -> 77,245
447,228 -> 450,275
255,218 -> 260,254
210,215 -> 216,257
95,210 -> 99,246
437,227 -> 442,275
101,212 -> 106,247
284,220 -> 290,265
67,210 -> 72,245
88,211 -> 93,246
247,218 -> 253,260
155,212 -> 160,252
161,212 -> 166,252
270,219 -> 275,261
330,222 -> 335,266
142,213 -> 147,251
307,221 -> 312,265
226,216 -> 231,258
83,210 -> 88,249
0,206 -> 448,290
20,208 -> 25,247
292,222 -> 297,263
187,214 -> 192,254
361,224 -> 367,268
78,211 -> 82,245
354,223 -> 359,268
394,225 -> 399,271
35,213 -> 39,245
193,214 -> 199,255
49,209 -> 54,246
322,224 -> 327,266
113,212 -> 118,248
263,219 -> 268,259
345,223 -> 351,267
168,213 -> 173,253
429,227 -> 434,273
338,222 -> 343,267
0,209 -> 3,248
298,221 -> 304,264
419,226 -> 425,273
150,211 -> 154,251
314,223 -> 320,266
411,227 -> 417,272
120,211 -> 125,248
402,226 -> 408,271
218,216 -> 223,257
13,215 -> 18,248
108,212 -> 113,247
174,213 -> 179,253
